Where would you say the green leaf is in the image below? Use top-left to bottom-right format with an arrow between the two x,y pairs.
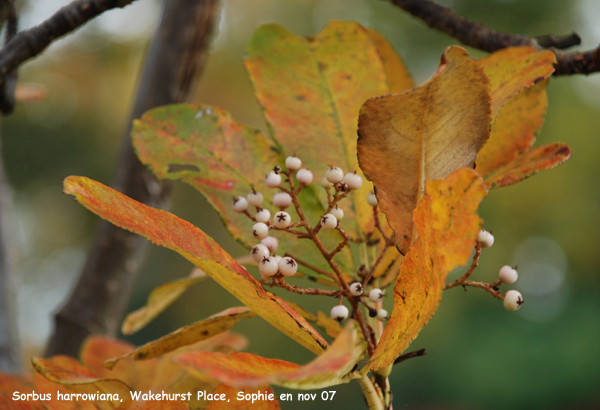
63,176 -> 328,355
132,103 -> 350,277
245,22 -> 413,241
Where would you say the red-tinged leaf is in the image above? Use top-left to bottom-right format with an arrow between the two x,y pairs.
117,400 -> 188,410
245,22 -> 412,241
205,385 -> 280,410
132,103 -> 350,276
485,143 -> 571,189
80,337 -> 136,385
122,270 -> 208,335
106,307 -> 256,370
175,320 -> 365,389
0,393 -> 40,410
477,80 -> 548,177
32,356 -> 132,410
480,46 -> 555,117
367,168 -> 487,371
63,177 -> 328,355
358,46 -> 491,254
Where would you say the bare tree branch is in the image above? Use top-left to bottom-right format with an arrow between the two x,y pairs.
0,1 -> 18,113
390,0 -> 600,76
0,129 -> 20,372
0,0 -> 137,97
45,0 -> 218,357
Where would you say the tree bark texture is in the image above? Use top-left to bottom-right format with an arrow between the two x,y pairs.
45,0 -> 218,357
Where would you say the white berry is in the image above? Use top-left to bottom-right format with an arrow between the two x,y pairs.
377,309 -> 388,321
503,290 -> 523,311
273,192 -> 292,209
330,206 -> 344,221
255,208 -> 271,223
321,177 -> 333,189
285,156 -> 302,171
273,211 -> 292,229
330,305 -> 349,322
247,190 -> 264,207
320,213 -> 338,230
261,236 -> 279,253
349,282 -> 363,296
499,265 -> 518,284
251,244 -> 270,262
279,257 -> 298,277
477,229 -> 495,248
252,222 -> 269,240
265,171 -> 282,188
369,288 -> 384,302
343,172 -> 363,190
325,167 -> 344,183
232,196 -> 248,213
296,168 -> 313,185
274,255 -> 282,264
367,193 -> 378,207
258,256 -> 279,277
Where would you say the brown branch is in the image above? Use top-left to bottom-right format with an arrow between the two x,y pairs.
45,0 -> 218,357
391,0 -> 600,76
460,279 -> 504,299
0,0 -> 138,97
535,32 -> 581,50
265,276 -> 341,297
0,1 -> 17,114
444,244 -> 482,290
394,348 -> 427,365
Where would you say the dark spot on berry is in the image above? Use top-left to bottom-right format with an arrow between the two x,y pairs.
517,297 -> 524,306
369,309 -> 377,318
273,165 -> 281,174
277,213 -> 288,222
286,259 -> 296,267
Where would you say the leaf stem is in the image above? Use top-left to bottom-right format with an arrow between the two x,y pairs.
357,376 -> 384,410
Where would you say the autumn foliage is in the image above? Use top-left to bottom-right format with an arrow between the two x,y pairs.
1,21 -> 570,410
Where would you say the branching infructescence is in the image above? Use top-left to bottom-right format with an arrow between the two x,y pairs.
233,156 -> 399,357
444,230 -> 525,310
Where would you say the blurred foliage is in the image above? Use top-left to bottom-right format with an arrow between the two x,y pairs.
2,0 -> 599,409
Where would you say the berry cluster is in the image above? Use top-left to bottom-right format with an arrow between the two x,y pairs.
231,155 -> 524,356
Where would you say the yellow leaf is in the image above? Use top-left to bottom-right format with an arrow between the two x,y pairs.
367,168 -> 487,370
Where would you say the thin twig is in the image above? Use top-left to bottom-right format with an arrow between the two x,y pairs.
460,279 -> 504,299
394,348 -> 427,365
328,225 -> 350,260
444,244 -> 482,290
284,253 -> 336,280
265,276 -> 341,297
0,0 -> 139,92
391,0 -> 600,76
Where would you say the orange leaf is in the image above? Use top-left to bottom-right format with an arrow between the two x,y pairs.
358,46 -> 491,254
477,80 -> 548,177
105,307 -> 256,369
31,356 -> 132,410
485,143 -> 571,189
245,22 -> 412,240
480,46 -> 555,118
63,176 -> 328,355
122,270 -> 208,335
175,320 -> 365,389
367,168 -> 487,371
206,385 -> 280,410
117,400 -> 188,410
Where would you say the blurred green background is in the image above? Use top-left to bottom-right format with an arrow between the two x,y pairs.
3,0 -> 600,409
